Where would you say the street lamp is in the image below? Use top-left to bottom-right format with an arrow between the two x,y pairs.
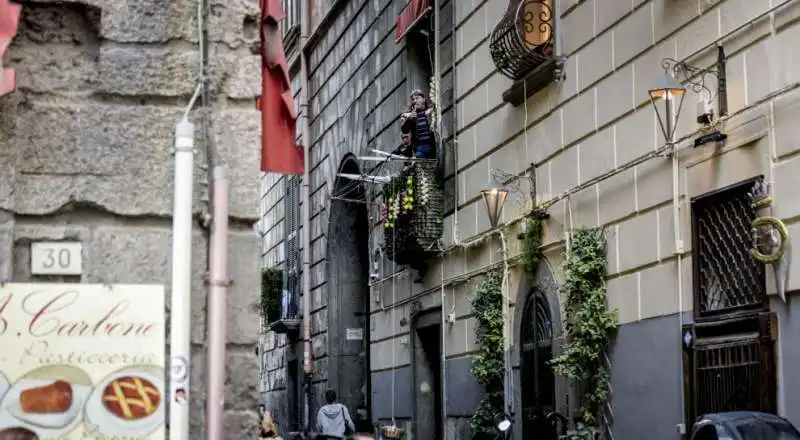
494,412 -> 513,439
481,175 -> 509,229
649,73 -> 686,144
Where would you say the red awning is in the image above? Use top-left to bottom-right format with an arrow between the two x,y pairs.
395,0 -> 431,42
259,0 -> 303,175
0,0 -> 20,97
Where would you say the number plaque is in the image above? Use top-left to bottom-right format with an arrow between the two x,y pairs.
30,242 -> 83,275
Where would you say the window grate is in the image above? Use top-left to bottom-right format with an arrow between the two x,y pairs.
692,180 -> 766,318
283,176 -> 301,320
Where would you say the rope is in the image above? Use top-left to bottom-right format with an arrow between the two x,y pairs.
390,226 -> 397,426
565,195 -> 574,253
498,230 -> 512,414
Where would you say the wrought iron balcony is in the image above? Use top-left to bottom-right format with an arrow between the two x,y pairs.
489,0 -> 565,105
268,288 -> 301,335
382,161 -> 444,265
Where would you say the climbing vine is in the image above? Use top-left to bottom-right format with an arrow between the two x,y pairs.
260,268 -> 282,326
521,219 -> 544,274
550,228 -> 618,440
470,270 -> 504,439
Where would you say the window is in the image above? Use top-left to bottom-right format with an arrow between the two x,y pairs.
280,0 -> 300,36
691,178 -> 767,318
283,176 -> 301,319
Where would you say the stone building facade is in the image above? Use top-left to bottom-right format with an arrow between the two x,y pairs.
1,0 -> 263,438
259,0 -> 800,439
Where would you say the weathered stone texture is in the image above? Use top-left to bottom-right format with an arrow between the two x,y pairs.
214,109 -> 261,221
224,410 -> 261,439
225,350 -> 261,410
100,1 -> 198,43
223,55 -> 261,99
227,231 -> 262,344
1,0 -> 264,438
5,103 -> 203,216
98,48 -> 201,96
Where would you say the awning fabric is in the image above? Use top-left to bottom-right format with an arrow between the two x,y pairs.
259,0 -> 303,175
0,0 -> 20,97
395,0 -> 431,42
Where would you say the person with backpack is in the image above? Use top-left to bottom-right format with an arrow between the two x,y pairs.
316,389 -> 355,439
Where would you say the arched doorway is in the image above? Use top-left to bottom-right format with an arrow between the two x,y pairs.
520,287 -> 557,439
326,155 -> 371,432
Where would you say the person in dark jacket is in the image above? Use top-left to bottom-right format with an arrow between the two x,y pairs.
390,133 -> 413,158
400,89 -> 436,159
316,389 -> 355,439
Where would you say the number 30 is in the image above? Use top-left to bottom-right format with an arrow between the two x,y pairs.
42,248 -> 71,269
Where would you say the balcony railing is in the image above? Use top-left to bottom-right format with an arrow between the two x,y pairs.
382,161 -> 443,265
269,288 -> 300,335
489,0 -> 565,105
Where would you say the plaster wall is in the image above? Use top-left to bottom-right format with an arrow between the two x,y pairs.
2,0 -> 264,438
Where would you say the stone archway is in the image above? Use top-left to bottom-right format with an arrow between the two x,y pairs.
325,155 -> 371,431
512,258 -> 567,440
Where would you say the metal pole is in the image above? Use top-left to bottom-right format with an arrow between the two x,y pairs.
299,0 -> 313,431
205,166 -> 230,440
170,119 -> 195,440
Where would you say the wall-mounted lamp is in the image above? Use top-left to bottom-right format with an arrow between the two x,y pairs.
648,73 -> 687,145
655,46 -> 729,148
481,171 -> 510,229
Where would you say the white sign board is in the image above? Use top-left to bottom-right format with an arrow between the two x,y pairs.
345,328 -> 363,341
0,283 -> 166,439
30,242 -> 83,275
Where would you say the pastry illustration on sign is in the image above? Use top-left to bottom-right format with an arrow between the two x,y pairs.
0,365 -> 92,437
84,366 -> 165,438
102,376 -> 161,420
19,381 -> 72,414
0,427 -> 39,440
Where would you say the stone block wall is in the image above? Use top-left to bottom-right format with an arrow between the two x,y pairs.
1,0 -> 263,438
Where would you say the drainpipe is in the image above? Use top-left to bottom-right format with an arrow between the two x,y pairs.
299,0 -> 314,431
170,0 -> 208,434
193,0 -> 231,434
205,166 -> 230,440
171,114 -> 196,440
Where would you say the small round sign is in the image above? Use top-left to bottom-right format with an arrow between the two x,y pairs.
170,356 -> 189,382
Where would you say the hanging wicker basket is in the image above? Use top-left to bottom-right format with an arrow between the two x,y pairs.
383,161 -> 443,265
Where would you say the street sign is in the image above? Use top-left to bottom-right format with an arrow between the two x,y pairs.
345,328 -> 363,341
30,241 -> 82,275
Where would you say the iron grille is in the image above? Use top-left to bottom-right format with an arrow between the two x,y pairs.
683,314 -> 777,424
283,176 -> 301,320
489,0 -> 554,81
695,338 -> 765,415
692,180 -> 766,318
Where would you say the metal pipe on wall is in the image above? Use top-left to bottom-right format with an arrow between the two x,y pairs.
170,118 -> 195,440
205,166 -> 230,440
299,0 -> 313,431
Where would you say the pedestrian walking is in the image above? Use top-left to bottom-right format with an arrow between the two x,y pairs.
316,389 -> 355,439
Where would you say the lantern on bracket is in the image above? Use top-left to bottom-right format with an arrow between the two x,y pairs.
481,176 -> 510,230
649,73 -> 687,145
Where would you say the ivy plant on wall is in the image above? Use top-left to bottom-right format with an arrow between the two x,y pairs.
470,270 -> 504,440
260,268 -> 283,326
521,218 -> 544,274
550,228 -> 618,440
